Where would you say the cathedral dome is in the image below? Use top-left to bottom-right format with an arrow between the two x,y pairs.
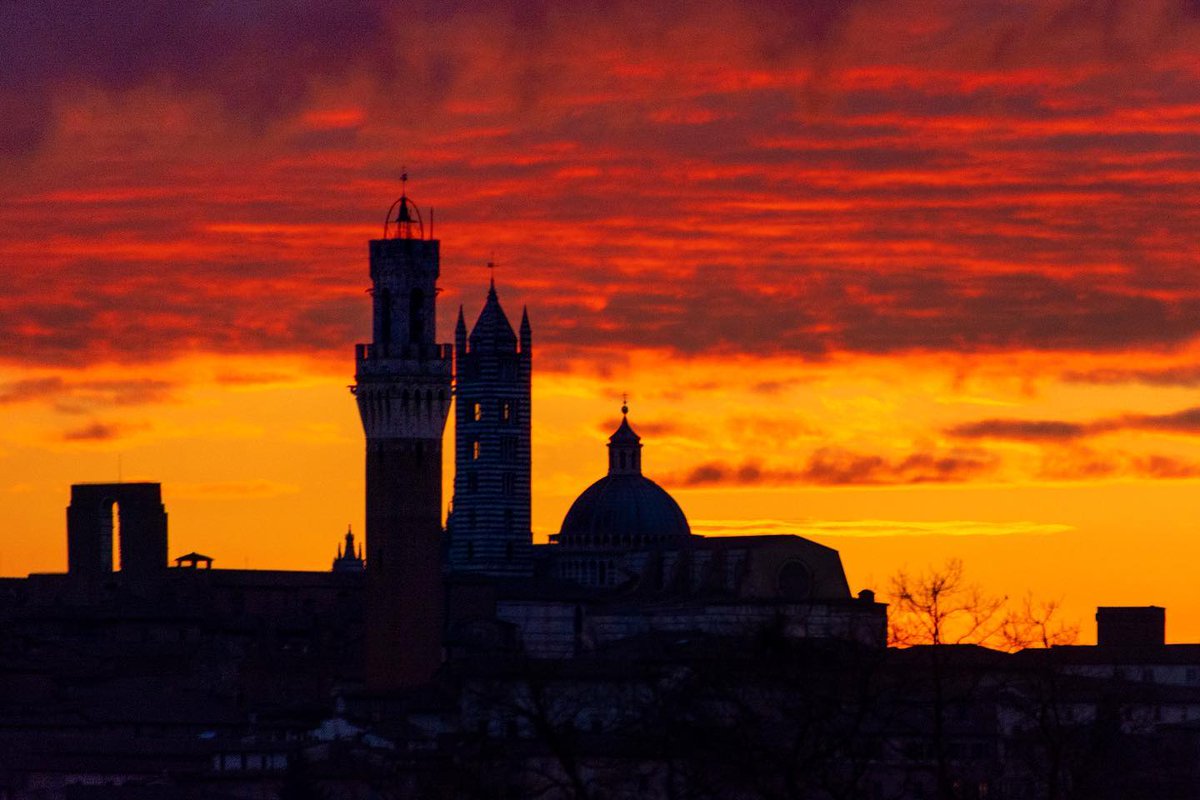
556,406 -> 692,548
558,474 -> 691,547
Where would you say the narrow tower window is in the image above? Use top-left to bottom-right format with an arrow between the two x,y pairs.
472,440 -> 481,460
473,402 -> 482,421
409,289 -> 425,345
380,288 -> 392,346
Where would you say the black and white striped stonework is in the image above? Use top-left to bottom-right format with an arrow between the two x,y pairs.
446,283 -> 533,577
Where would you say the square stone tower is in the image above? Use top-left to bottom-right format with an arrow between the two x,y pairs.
353,187 -> 452,691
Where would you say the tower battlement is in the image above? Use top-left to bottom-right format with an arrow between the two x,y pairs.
355,342 -> 453,365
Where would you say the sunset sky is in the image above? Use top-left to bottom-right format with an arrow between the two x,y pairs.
3,1 -> 1200,641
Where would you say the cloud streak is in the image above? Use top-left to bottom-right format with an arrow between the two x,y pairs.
1036,447 -> 1200,482
1063,365 -> 1200,388
0,376 -> 176,410
61,421 -> 134,442
669,446 -> 998,488
690,518 -> 1074,538
949,405 -> 1200,442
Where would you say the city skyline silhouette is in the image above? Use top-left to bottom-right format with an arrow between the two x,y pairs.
3,1 -> 1200,642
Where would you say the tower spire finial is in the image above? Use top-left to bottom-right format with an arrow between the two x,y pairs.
621,393 -> 629,416
384,170 -> 423,240
487,256 -> 497,293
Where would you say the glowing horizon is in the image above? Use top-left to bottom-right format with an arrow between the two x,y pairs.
3,1 -> 1200,642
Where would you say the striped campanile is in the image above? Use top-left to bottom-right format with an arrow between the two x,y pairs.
352,183 -> 452,691
446,278 -> 533,577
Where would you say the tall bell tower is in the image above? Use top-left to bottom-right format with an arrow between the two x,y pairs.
353,180 -> 452,691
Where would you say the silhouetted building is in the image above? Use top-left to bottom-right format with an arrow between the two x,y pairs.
446,278 -> 533,577
352,184 -> 452,691
331,527 -> 364,573
173,551 -> 213,569
67,482 -> 167,578
477,407 -> 887,657
1098,605 -> 1166,647
553,405 -> 690,558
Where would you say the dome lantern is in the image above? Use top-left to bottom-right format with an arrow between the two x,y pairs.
555,402 -> 691,549
607,399 -> 643,476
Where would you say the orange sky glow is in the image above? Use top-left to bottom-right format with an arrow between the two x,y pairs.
3,1 -> 1200,642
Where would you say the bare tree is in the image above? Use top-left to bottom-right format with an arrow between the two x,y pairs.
889,559 -> 1007,648
1001,594 -> 1079,651
887,560 -> 1008,800
999,596 -> 1097,800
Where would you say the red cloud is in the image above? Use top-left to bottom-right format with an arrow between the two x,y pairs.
1,1 -> 1198,371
